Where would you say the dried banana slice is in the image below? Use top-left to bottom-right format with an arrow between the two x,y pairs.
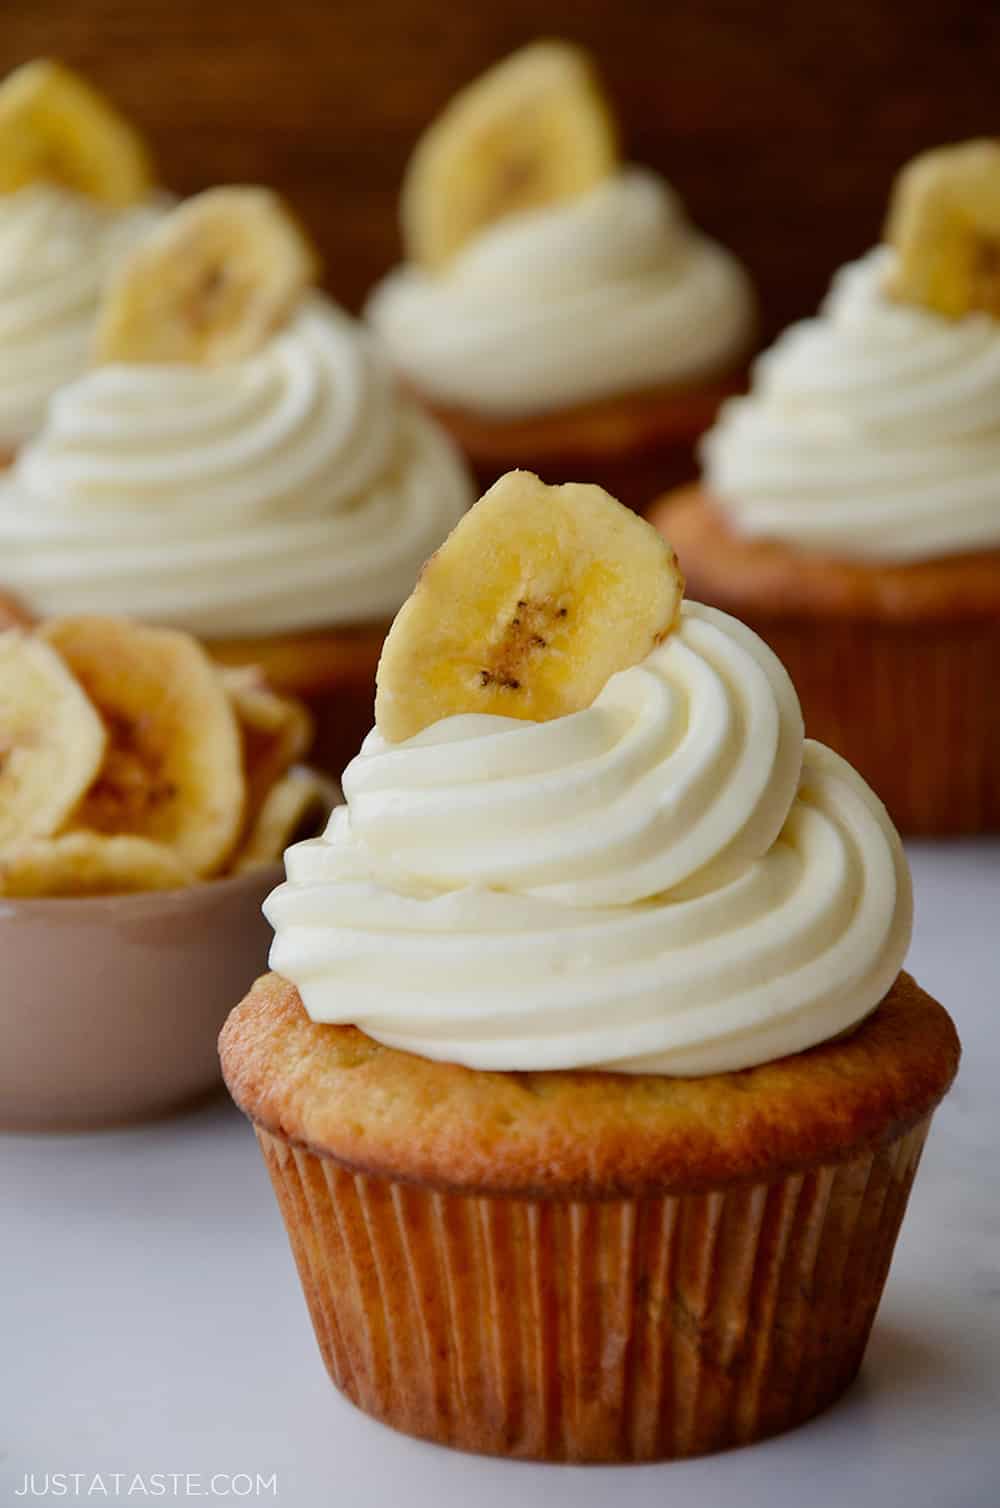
885,139 -> 1000,318
375,470 -> 684,743
222,667 -> 314,822
95,186 -> 320,365
41,616 -> 245,878
0,629 -> 106,849
0,59 -> 153,205
0,832 -> 191,898
232,765 -> 337,872
402,41 -> 618,270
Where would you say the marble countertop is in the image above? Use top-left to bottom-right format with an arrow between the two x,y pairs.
2,840 -> 997,1508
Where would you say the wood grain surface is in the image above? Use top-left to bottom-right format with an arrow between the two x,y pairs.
2,0 -> 996,339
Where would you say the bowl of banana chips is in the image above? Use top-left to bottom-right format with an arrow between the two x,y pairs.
0,615 -> 335,1128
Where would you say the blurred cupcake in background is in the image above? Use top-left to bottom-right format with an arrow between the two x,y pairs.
366,41 -> 756,508
0,186 -> 473,775
650,140 -> 1000,835
0,60 -> 166,465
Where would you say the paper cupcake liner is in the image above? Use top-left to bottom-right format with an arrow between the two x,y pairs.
255,1116 -> 931,1462
746,616 -> 1000,835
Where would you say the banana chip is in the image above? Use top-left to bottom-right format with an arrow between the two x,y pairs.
233,766 -> 338,872
95,186 -> 320,365
0,629 -> 106,849
886,139 -> 1000,319
41,616 -> 245,878
0,832 -> 191,898
0,59 -> 153,205
375,470 -> 684,743
402,41 -> 618,270
1,616 -> 326,899
222,667 -> 314,823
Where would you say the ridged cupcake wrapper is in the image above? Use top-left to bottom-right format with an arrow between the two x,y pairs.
255,1117 -> 931,1462
750,617 -> 1000,835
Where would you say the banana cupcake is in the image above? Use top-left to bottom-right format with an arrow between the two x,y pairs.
651,141 -> 1000,834
221,472 -> 959,1463
0,60 -> 166,464
0,187 -> 473,775
365,43 -> 756,507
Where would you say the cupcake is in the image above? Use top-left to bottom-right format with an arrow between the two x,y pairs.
221,472 -> 959,1463
650,140 -> 1000,835
0,186 -> 473,775
0,613 -> 334,1128
365,42 -> 756,508
0,60 -> 166,464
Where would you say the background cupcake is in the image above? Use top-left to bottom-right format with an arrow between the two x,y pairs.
0,186 -> 473,774
0,60 -> 166,464
366,42 -> 756,507
651,141 -> 1000,835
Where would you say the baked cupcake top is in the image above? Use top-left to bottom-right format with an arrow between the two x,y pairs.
365,43 -> 755,418
265,472 -> 911,1078
703,141 -> 1000,564
0,188 -> 473,638
0,61 -> 165,451
221,968 -> 956,1197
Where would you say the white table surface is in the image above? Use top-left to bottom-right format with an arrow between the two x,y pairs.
2,840 -> 998,1508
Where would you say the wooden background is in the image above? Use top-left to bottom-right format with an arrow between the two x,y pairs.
2,0 -> 997,341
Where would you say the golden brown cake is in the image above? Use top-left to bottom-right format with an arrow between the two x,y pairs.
222,970 -> 958,1461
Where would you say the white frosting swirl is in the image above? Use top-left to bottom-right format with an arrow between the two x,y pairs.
0,295 -> 473,636
703,247 -> 1000,561
266,602 -> 911,1076
366,169 -> 756,417
0,184 -> 165,451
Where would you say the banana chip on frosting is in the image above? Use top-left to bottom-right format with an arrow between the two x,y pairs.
402,41 -> 618,270
375,470 -> 683,742
94,186 -> 320,365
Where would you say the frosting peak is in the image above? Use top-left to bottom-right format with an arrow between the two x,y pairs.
366,169 -> 756,417
0,294 -> 473,636
703,247 -> 1000,562
266,602 -> 911,1076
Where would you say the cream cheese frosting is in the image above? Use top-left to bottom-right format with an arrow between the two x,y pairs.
266,601 -> 911,1076
366,169 -> 756,418
0,294 -> 473,637
703,246 -> 1000,562
0,184 -> 165,451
